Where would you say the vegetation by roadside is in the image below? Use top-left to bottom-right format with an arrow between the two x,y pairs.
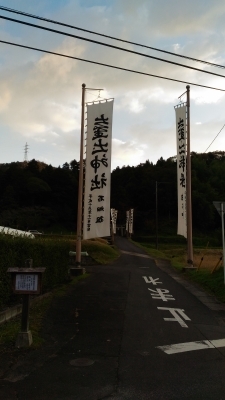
0,235 -> 119,310
132,239 -> 225,303
0,235 -> 119,351
0,274 -> 89,351
81,238 -> 119,264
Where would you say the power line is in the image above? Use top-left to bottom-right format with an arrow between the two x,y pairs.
1,14 -> 225,80
204,123 -> 225,152
0,39 -> 224,92
0,5 -> 225,71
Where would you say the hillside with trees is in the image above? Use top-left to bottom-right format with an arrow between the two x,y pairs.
0,151 -> 224,237
111,151 -> 225,239
0,159 -> 79,232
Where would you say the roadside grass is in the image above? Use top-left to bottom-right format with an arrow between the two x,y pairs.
132,240 -> 225,303
187,268 -> 225,303
0,238 -> 118,351
0,274 -> 89,350
0,233 -> 118,349
40,236 -> 120,265
81,239 -> 120,264
0,235 -> 119,309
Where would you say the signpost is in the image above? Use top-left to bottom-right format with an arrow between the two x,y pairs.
7,260 -> 45,347
213,201 -> 225,284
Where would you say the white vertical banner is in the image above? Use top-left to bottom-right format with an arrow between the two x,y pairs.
126,211 -> 129,232
111,208 -> 117,234
175,105 -> 187,238
129,209 -> 134,234
83,99 -> 114,239
111,208 -> 114,233
114,209 -> 118,234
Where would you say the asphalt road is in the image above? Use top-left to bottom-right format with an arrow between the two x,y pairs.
1,236 -> 225,399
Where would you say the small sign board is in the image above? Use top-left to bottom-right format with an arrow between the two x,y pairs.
15,274 -> 38,292
7,268 -> 45,295
213,201 -> 225,217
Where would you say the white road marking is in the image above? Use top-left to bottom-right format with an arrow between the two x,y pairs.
143,276 -> 162,285
158,307 -> 191,328
120,250 -> 150,258
149,288 -> 175,302
157,338 -> 225,354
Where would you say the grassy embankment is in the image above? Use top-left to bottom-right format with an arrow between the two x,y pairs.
0,235 -> 119,349
0,274 -> 88,349
132,236 -> 225,303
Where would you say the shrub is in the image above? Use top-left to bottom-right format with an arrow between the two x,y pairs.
0,235 -> 70,310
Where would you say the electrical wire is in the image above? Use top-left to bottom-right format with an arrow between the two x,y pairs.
1,14 -> 225,80
2,6 -> 225,154
0,39 -> 224,92
0,5 -> 224,70
204,123 -> 225,152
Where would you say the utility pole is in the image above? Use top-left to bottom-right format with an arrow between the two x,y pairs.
213,201 -> 225,283
76,83 -> 86,267
156,181 -> 158,250
155,181 -> 171,250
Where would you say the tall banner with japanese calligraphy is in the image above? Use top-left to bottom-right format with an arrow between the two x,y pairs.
126,211 -> 129,233
175,104 -> 187,238
129,209 -> 134,234
83,99 -> 114,239
111,208 -> 117,234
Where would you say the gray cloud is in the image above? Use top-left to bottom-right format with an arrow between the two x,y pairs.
0,0 -> 225,168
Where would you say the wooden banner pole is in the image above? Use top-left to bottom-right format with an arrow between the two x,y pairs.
186,85 -> 193,266
76,83 -> 86,266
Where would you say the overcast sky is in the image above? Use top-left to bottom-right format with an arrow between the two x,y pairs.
0,0 -> 225,170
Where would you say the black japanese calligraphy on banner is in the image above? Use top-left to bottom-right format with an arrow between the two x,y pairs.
111,208 -> 118,234
83,100 -> 114,239
126,210 -> 129,232
175,105 -> 187,238
129,208 -> 134,234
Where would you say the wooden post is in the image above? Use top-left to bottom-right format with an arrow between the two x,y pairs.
21,294 -> 30,332
156,181 -> 158,250
21,258 -> 32,332
186,85 -> 193,266
76,83 -> 86,267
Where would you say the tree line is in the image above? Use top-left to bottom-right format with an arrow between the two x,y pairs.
0,159 -> 79,231
0,151 -> 224,235
111,151 -> 225,237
